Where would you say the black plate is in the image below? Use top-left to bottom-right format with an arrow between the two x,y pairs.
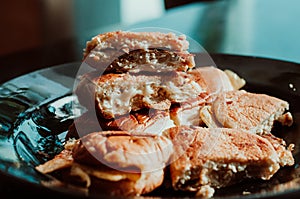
0,53 -> 300,199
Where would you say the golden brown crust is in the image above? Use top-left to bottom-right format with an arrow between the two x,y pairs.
166,126 -> 283,197
36,131 -> 173,196
84,31 -> 190,59
35,29 -> 296,198
168,126 -> 279,170
83,30 -> 195,72
75,67 -> 239,120
75,70 -> 207,119
36,151 -> 165,197
203,90 -> 292,134
261,134 -> 294,167
72,131 -> 173,172
35,148 -> 74,174
88,169 -> 164,196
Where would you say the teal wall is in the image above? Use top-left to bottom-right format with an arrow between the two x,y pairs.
73,0 -> 121,45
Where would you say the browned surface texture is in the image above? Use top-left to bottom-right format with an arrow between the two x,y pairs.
211,90 -> 290,133
167,126 -> 294,197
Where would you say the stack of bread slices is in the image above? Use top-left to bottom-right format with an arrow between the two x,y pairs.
35,30 -> 295,198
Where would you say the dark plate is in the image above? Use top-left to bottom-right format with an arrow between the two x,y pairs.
0,53 -> 300,199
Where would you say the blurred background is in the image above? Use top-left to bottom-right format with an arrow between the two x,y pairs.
0,0 -> 300,82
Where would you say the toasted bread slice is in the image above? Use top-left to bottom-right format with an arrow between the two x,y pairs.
169,67 -> 245,126
36,131 -> 173,196
200,90 -> 293,134
35,139 -> 76,174
75,70 -> 205,119
75,67 -> 243,119
83,30 -> 195,73
72,131 -> 173,172
165,126 -> 291,198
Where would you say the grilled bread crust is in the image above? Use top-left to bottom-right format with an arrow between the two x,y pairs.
200,90 -> 292,134
83,30 -> 195,72
166,126 -> 287,197
75,67 -> 241,120
36,131 -> 173,196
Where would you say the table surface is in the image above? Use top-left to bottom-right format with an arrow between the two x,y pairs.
1,0 -> 300,198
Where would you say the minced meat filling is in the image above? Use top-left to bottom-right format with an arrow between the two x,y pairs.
105,49 -> 192,74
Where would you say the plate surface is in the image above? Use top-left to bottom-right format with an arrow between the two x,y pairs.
0,54 -> 300,198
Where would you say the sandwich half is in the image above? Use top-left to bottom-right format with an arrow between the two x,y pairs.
165,126 -> 294,198
75,67 -> 245,120
200,90 -> 293,134
83,30 -> 195,73
35,131 -> 173,196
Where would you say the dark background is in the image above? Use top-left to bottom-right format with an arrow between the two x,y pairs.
1,0 -> 300,84
0,0 -> 211,83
